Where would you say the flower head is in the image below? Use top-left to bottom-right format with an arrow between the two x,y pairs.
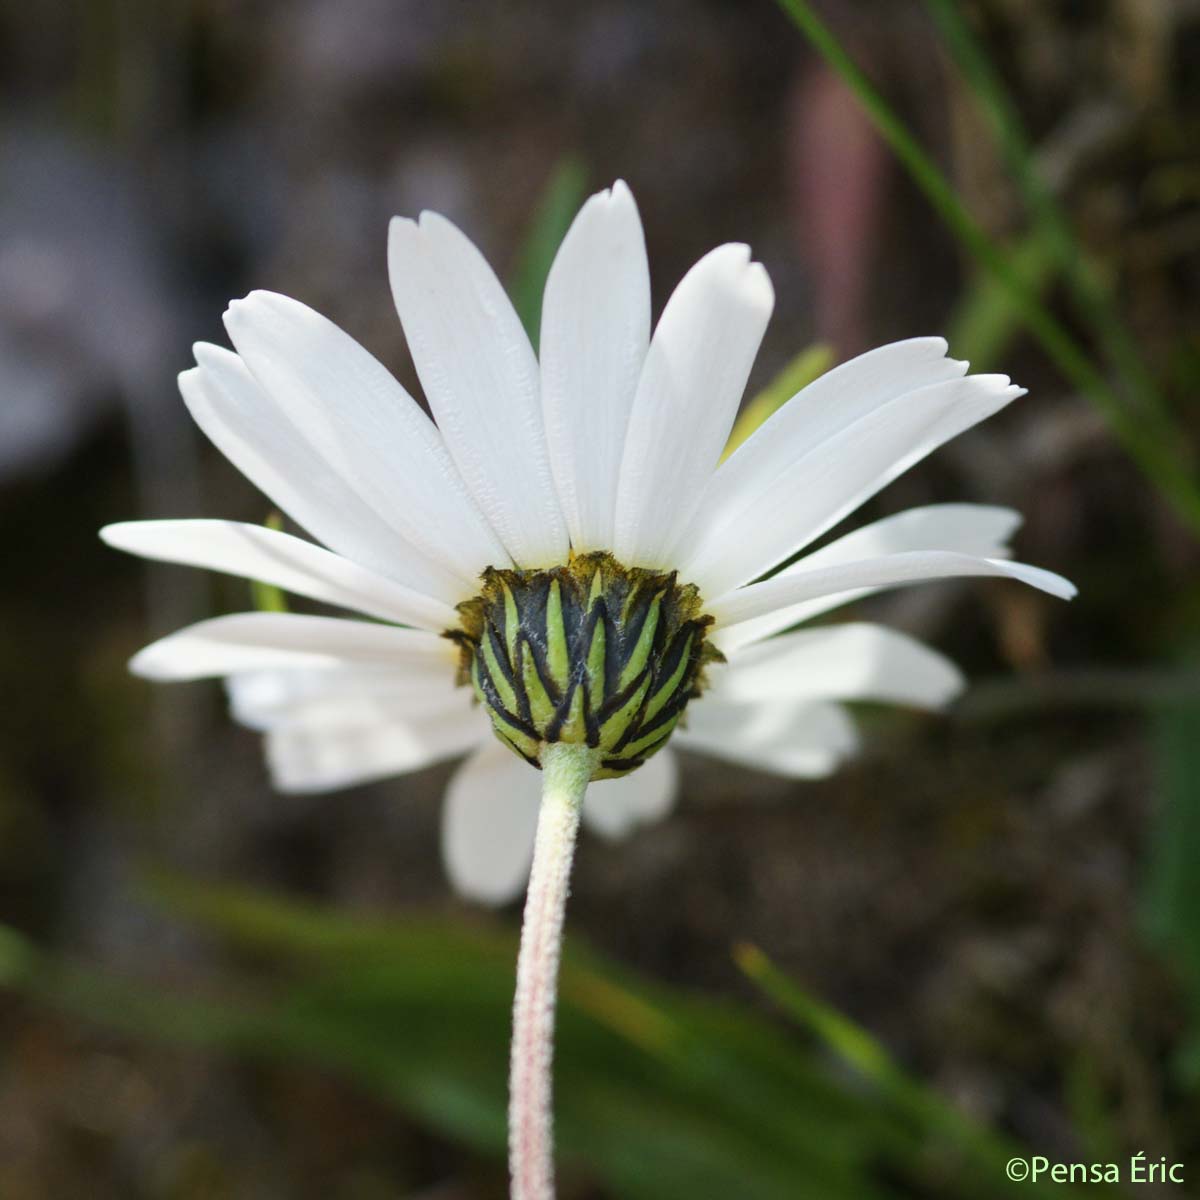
449,553 -> 719,779
102,180 -> 1074,904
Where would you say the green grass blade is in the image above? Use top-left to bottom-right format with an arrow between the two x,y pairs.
2,872 -> 1063,1200
1142,689 -> 1200,1085
947,230 -> 1057,370
772,0 -> 1200,536
734,943 -> 1117,1198
510,156 -> 589,349
138,874 -> 898,1196
925,0 -> 1175,438
250,511 -> 289,613
722,344 -> 834,460
0,874 -> 1134,1198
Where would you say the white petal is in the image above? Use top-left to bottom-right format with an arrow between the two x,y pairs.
713,503 -> 1020,653
613,244 -> 774,568
388,213 -> 568,568
680,374 -> 1024,597
678,338 -> 964,567
540,181 -> 650,552
441,741 -> 543,905
582,750 -> 677,840
101,520 -> 458,632
798,502 -> 1021,562
181,351 -> 464,601
709,550 -> 1077,630
675,698 -> 858,779
227,665 -> 474,732
222,292 -> 509,586
266,708 -> 485,794
714,624 -> 964,709
129,613 -> 457,681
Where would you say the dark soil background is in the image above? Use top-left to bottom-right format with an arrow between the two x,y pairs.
1,1 -> 1199,1196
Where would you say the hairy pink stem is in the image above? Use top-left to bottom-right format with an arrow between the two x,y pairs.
509,742 -> 596,1200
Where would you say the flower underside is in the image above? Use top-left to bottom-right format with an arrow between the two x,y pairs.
447,552 -> 721,780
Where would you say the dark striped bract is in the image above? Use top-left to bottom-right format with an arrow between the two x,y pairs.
447,552 -> 720,779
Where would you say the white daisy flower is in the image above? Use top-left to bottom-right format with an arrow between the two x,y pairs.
103,180 -> 1074,1200
102,180 -> 1072,902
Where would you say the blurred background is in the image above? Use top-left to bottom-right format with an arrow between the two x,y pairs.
2,0 -> 1199,1196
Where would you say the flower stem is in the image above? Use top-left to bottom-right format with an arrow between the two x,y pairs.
509,741 -> 596,1200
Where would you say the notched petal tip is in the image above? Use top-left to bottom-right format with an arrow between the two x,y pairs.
900,336 -> 968,374
981,377 -> 1026,402
178,364 -> 203,391
190,342 -> 240,375
594,178 -> 638,216
221,293 -> 253,319
415,208 -> 457,235
386,214 -> 418,247
692,243 -> 775,313
399,209 -> 495,277
559,180 -> 646,260
221,289 -> 289,337
958,375 -> 1026,411
220,300 -> 249,335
